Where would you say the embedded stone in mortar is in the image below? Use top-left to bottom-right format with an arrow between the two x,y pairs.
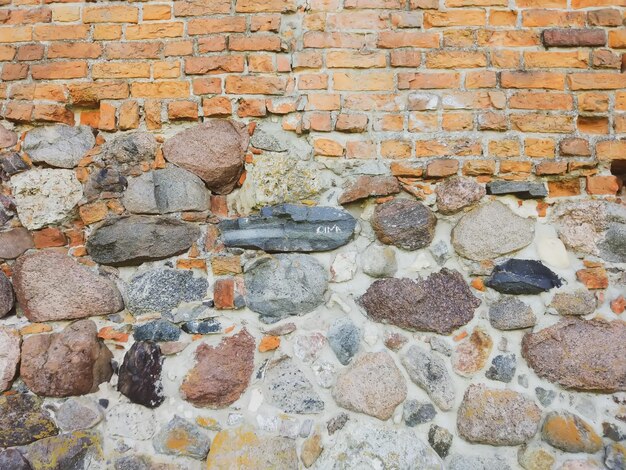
100,131 -> 158,173
488,296 -> 536,330
118,342 -> 165,409
219,204 -> 356,252
436,177 -> 485,214
338,175 -> 401,205
244,254 -> 328,323
521,318 -> 626,392
0,272 -> 14,318
371,198 -> 437,251
358,269 -> 480,335
452,328 -> 493,377
163,120 -> 249,195
0,394 -> 58,447
86,215 -> 200,266
23,125 -> 95,169
550,289 -> 596,316
263,356 -> 325,414
153,415 -> 210,460
0,227 -> 34,260
0,327 -> 20,392
541,411 -> 602,454
486,180 -> 547,199
12,251 -> 124,322
485,259 -> 562,295
21,430 -> 104,469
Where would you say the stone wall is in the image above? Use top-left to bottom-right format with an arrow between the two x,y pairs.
0,0 -> 626,469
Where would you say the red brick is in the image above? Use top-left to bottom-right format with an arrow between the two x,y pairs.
203,97 -> 232,116
542,29 -> 606,47
586,175 -> 619,195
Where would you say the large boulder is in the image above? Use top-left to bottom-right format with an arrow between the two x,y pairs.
371,198 -> 437,251
86,216 -> 200,266
163,120 -> 249,195
23,125 -> 95,168
12,251 -> 124,322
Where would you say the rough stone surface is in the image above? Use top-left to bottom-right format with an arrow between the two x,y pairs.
489,296 -> 536,330
0,271 -> 14,318
522,318 -> 626,392
327,319 -> 360,365
0,151 -> 29,177
0,449 -> 31,470
333,351 -> 407,420
518,443 -> 556,470
457,385 -> 542,446
371,198 -> 437,251
20,320 -> 113,397
0,122 -> 17,149
10,169 -> 83,230
86,216 -> 200,266
542,412 -> 602,453
452,328 -> 493,377
452,201 -> 535,261
263,356 -> 325,414
55,398 -> 103,432
429,425 -> 453,458
448,455 -> 512,470
23,125 -> 95,169
0,394 -> 58,447
301,432 -> 323,468
359,269 -> 480,335
133,320 -> 181,342
118,342 -> 164,409
338,175 -> 401,204
101,132 -> 158,172
0,327 -> 20,391
220,204 -> 356,252
361,243 -> 397,278
436,177 -> 485,214
312,422 -> 444,470
84,168 -> 128,200
485,259 -> 562,294
127,268 -> 207,316
486,354 -> 517,383
123,167 -> 209,214
403,400 -> 437,426
163,120 -> 249,195
20,430 -> 104,470
153,415 -> 210,460
551,290 -> 596,316
401,345 -> 456,411
0,227 -> 34,259
244,254 -> 328,323
486,180 -> 548,199
13,251 -> 124,322
106,404 -> 157,440
180,329 -> 255,407
605,443 -> 626,470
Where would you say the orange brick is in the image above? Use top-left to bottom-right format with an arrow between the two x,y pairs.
105,42 -> 161,59
489,139 -> 520,157
426,51 -> 487,68
522,10 -> 584,27
548,179 -> 581,197
51,5 -> 81,22
69,82 -> 129,105
131,81 -> 190,98
525,138 -> 555,158
125,23 -> 183,40
576,267 -> 608,290
93,25 -> 122,40
230,34 -> 281,52
569,73 -> 626,90
466,71 -> 497,88
92,62 -> 150,79
33,25 -> 89,41
511,114 -> 574,133
314,138 -> 344,157
463,160 -> 496,176
83,5 -> 138,23
328,11 -> 389,30
185,56 -> 245,75
501,71 -> 565,90
303,31 -> 369,49
188,17 -> 246,34
1,63 -> 28,81
0,26 -> 32,43
173,0 -> 230,16
235,0 -> 297,12
168,100 -> 198,120
251,14 -> 281,32
48,42 -> 102,59
424,10 -> 486,27
164,41 -> 194,56
587,175 -> 619,195
524,51 -> 587,69
306,94 -> 341,111
144,99 -> 162,130
333,72 -> 394,91
377,31 -> 439,48
596,140 -> 626,161
327,51 -> 386,68
31,61 -> 87,79
33,104 -> 74,125
390,50 -> 421,67
535,161 -> 567,176
118,101 -> 139,130
192,77 -> 222,95
154,60 -> 180,79
237,98 -> 266,117
398,72 -> 460,89
381,140 -> 412,159
426,159 -> 459,178
143,4 -> 171,20
225,75 -> 287,95
509,92 -> 573,110
203,97 -> 232,116
98,102 -> 116,131
33,227 -> 67,249
79,201 -> 108,225
5,102 -> 34,122
443,112 -> 473,131
578,116 -> 609,135
478,30 -> 539,47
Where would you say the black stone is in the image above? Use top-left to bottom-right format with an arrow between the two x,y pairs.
428,425 -> 453,458
0,449 -> 31,470
98,399 -> 109,409
117,342 -> 164,409
133,320 -> 180,342
181,319 -> 222,334
486,180 -> 547,199
485,259 -> 562,294
218,204 -> 356,252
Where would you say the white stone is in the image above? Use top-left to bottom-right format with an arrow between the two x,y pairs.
537,236 -> 570,269
0,327 -> 19,392
330,251 -> 357,283
248,388 -> 263,412
10,169 -> 83,230
106,403 -> 157,440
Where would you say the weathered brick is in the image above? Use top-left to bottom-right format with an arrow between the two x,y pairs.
33,103 -> 75,125
236,0 -> 296,12
33,25 -> 89,41
426,159 -> 459,178
31,61 -> 87,79
69,82 -> 129,105
327,51 -> 386,68
17,44 -> 44,61
314,138 -> 344,157
596,140 -> 626,160
378,31 -> 439,48
168,100 -> 198,120
398,72 -> 460,89
143,4 -> 171,21
586,175 -> 619,195
568,73 -> 625,90
425,51 -> 487,68
92,62 -> 150,79
83,5 -> 139,23
203,96 -> 232,116
1,63 -> 28,81
130,81 -> 190,98
609,30 -> 626,49
173,0 -> 230,16
118,100 -> 139,130
225,76 -> 287,95
501,71 -> 565,90
424,10 -> 486,28
509,92 -> 573,110
188,17 -> 246,34
105,42 -> 161,59
334,72 -> 394,91
229,34 -> 281,52
125,23 -> 183,40
511,114 -> 574,133
4,7 -> 51,24
524,51 -> 588,68
522,10 -> 585,27
303,32 -> 370,49
587,9 -> 623,26
185,56 -> 245,75
542,29 -> 606,47
49,42 -> 102,59
560,138 -> 591,156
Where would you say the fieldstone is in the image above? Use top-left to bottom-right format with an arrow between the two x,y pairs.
448,455 -> 512,470
371,198 -> 437,251
0,152 -> 29,177
301,432 -> 323,468
403,400 -> 437,426
12,251 -> 124,322
436,177 -> 485,214
327,413 -> 350,435
181,319 -> 221,334
361,243 -> 397,278
86,216 -> 200,266
486,180 -> 547,199
452,328 -> 493,377
133,320 -> 180,342
542,412 -> 602,453
457,385 -> 542,446
20,430 -> 103,470
153,415 -> 210,460
0,227 -> 34,260
429,425 -> 453,458
559,459 -> 603,470
0,394 -> 58,447
23,125 -> 95,169
0,327 -> 19,391
551,290 -> 596,316
114,455 -> 180,470
485,259 -> 562,294
338,175 -> 401,204
518,443 -> 556,470
401,345 -> 456,411
312,422 -> 443,470
0,122 -> 17,148
0,449 -> 31,470
333,351 -> 407,420
327,319 -> 360,365
250,124 -> 288,152
452,201 -> 535,261
181,329 -> 255,407
522,318 -> 626,392
206,425 -> 297,470
106,404 -> 157,440
537,236 -> 570,269
603,422 -> 626,441
118,342 -> 164,409
244,254 -> 328,323
55,398 -> 103,432
263,356 -> 324,414
294,333 -> 326,363
0,271 -> 13,318
101,131 -> 158,172
486,354 -> 517,383
0,193 -> 15,227
84,168 -> 128,200
489,296 -> 536,330
359,269 -> 480,335
127,268 -> 207,317
123,167 -> 209,215
10,169 -> 83,230
163,120 -> 249,195
220,204 -> 356,252
605,443 -> 626,470
20,320 -> 113,397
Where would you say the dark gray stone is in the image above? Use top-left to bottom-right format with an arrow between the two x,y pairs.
0,152 -> 29,176
101,132 -> 158,172
485,259 -> 562,294
86,216 -> 200,266
486,354 -> 516,383
23,125 -> 95,169
428,425 -> 453,458
244,254 -> 328,323
0,271 -> 13,318
403,400 -> 437,426
0,449 -> 31,470
371,198 -> 437,251
118,342 -> 164,409
263,357 -> 325,414
181,319 -> 221,334
133,320 -> 180,342
327,319 -> 360,365
486,180 -> 547,199
127,268 -> 208,317
603,422 -> 626,442
0,394 -> 58,447
535,387 -> 556,407
605,442 -> 626,470
489,297 -> 536,330
84,168 -> 127,200
219,204 -> 356,252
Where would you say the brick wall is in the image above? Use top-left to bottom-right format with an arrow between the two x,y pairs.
1,0 -> 625,196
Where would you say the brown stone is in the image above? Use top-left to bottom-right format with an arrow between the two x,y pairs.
0,327 -> 19,391
542,412 -> 602,454
522,318 -> 626,392
358,269 -> 481,335
543,29 -> 606,48
435,177 -> 485,214
452,328 -> 493,377
20,319 -> 114,397
12,251 -> 124,322
576,266 -> 609,289
163,120 -> 249,195
371,198 -> 437,251
0,122 -> 17,149
0,227 -> 34,259
180,329 -> 255,407
338,176 -> 401,205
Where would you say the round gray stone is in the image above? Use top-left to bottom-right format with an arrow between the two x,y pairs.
327,319 -> 360,365
361,243 -> 397,278
23,125 -> 95,169
263,357 -> 324,414
489,296 -> 536,330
